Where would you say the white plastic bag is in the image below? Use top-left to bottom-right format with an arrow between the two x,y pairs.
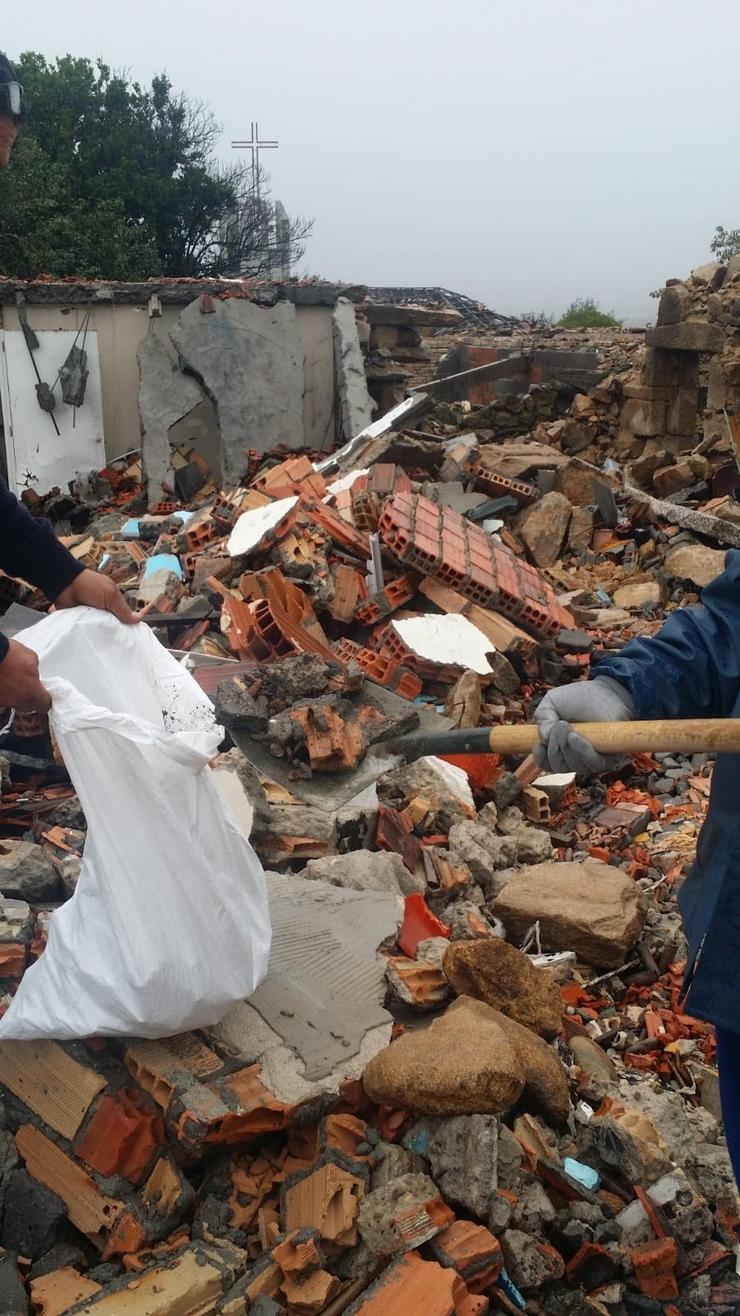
0,608 -> 271,1040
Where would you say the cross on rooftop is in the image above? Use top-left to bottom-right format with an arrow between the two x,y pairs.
231,122 -> 279,204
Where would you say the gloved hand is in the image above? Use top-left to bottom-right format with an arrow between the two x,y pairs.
533,677 -> 635,775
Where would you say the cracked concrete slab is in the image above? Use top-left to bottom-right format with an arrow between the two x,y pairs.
206,874 -> 400,1101
136,333 -> 205,503
333,297 -> 374,441
169,298 -> 305,481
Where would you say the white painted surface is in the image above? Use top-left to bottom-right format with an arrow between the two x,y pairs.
227,495 -> 298,557
0,330 -> 105,495
326,468 -> 369,497
392,613 -> 495,675
533,772 -> 577,788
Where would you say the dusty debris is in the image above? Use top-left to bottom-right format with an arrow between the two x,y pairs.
1,271 -> 740,1315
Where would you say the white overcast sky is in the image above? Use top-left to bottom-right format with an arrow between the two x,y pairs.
3,0 -> 738,322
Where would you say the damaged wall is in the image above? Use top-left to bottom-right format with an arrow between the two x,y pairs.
0,282 -> 363,490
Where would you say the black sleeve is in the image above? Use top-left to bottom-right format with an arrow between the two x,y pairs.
0,478 -> 84,663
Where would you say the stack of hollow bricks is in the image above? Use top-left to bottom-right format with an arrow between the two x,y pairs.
379,493 -> 575,639
172,454 -> 573,696
206,454 -> 426,696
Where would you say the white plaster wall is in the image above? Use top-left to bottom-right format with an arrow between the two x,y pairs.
1,299 -> 336,464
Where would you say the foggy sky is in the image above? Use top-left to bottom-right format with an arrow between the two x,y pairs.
4,0 -> 738,323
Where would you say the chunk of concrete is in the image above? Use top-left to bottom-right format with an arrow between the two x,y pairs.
613,581 -> 662,610
301,850 -> 423,897
333,297 -> 374,441
404,1114 -> 499,1218
358,1173 -> 450,1255
0,1251 -> 26,1316
494,860 -> 644,969
501,1229 -> 564,1292
447,821 -> 518,890
170,298 -> 305,480
1,1168 -> 66,1260
0,842 -> 59,903
137,333 -> 205,503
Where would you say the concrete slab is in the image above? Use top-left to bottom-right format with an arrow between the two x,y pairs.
333,297 -> 374,441
136,333 -> 205,504
207,875 -> 400,1099
169,298 -> 305,480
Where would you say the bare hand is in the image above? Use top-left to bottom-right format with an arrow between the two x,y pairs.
55,569 -> 139,625
0,640 -> 51,712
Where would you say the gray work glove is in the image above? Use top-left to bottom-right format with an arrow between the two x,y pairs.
533,677 -> 635,776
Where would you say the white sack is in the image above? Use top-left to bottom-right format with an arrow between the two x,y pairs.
0,608 -> 271,1040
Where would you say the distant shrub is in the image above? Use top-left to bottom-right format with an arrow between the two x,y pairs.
558,298 -> 622,329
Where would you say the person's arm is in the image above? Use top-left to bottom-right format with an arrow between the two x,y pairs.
593,549 -> 740,720
0,481 -> 138,711
0,478 -> 84,664
535,549 -> 740,773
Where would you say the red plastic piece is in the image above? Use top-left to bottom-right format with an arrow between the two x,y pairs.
399,893 -> 450,959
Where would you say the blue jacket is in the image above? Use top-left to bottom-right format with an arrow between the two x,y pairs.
0,478 -> 82,663
595,550 -> 740,1034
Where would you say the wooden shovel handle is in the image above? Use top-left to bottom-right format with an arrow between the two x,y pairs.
488,719 -> 740,757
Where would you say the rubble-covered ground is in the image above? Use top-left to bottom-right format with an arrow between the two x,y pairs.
0,261 -> 739,1313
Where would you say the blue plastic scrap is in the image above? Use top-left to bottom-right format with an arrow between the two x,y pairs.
495,1270 -> 527,1310
403,1127 -> 430,1156
563,1156 -> 601,1191
142,554 -> 184,581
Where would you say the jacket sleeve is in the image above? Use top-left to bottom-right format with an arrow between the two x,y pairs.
0,478 -> 83,664
592,549 -> 740,720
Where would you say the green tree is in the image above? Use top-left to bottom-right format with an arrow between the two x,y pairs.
710,225 -> 740,264
0,54 -> 312,280
558,298 -> 621,329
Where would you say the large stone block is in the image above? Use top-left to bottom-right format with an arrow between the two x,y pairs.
170,298 -> 305,481
362,997 -> 525,1116
666,386 -> 698,438
514,491 -> 572,567
620,397 -> 667,438
657,284 -> 691,326
707,359 -> 729,409
442,939 -> 563,1038
647,322 -> 724,354
494,860 -> 644,969
622,383 -> 671,402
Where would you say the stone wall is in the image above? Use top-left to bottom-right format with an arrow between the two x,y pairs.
618,261 -> 738,455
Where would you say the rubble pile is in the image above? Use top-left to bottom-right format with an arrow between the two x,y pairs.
0,276 -> 739,1311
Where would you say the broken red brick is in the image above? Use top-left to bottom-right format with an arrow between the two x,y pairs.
631,1236 -> 679,1301
385,955 -> 450,1010
350,1251 -> 477,1315
565,1241 -> 620,1290
75,1089 -> 165,1185
320,1114 -> 371,1162
376,805 -> 423,872
272,1228 -> 323,1276
431,1220 -> 504,1292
